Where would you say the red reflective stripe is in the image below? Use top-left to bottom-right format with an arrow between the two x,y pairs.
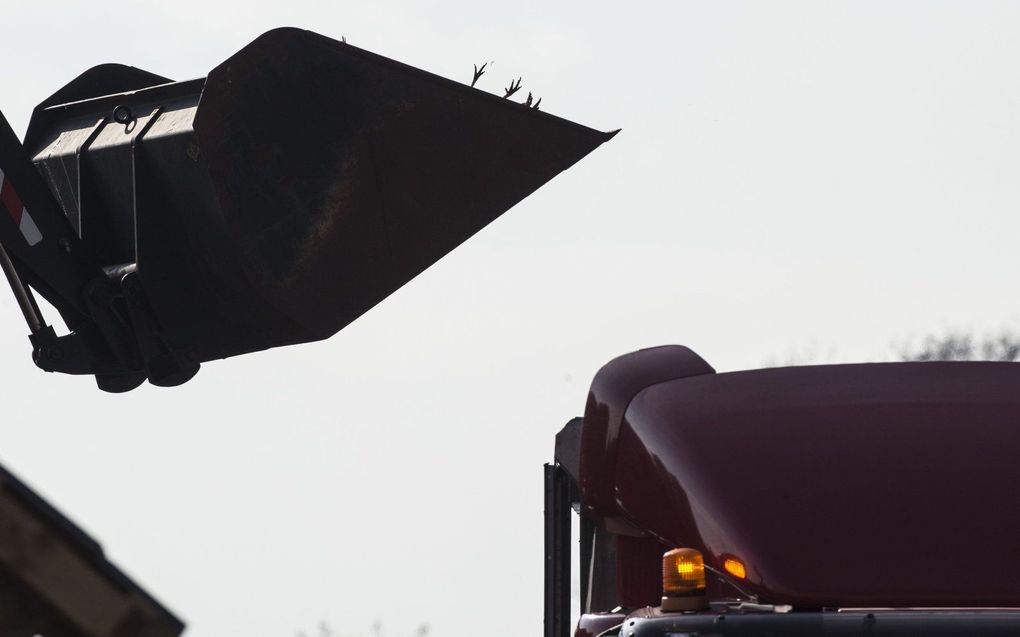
0,176 -> 24,225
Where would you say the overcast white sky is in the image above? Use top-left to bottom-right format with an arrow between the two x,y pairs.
2,2 -> 1020,636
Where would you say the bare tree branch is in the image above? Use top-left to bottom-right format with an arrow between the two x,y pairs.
471,62 -> 487,88
898,329 -> 1020,362
503,77 -> 522,99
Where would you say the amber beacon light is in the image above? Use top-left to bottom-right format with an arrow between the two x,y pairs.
661,548 -> 709,612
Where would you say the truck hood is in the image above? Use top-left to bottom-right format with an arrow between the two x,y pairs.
580,348 -> 1020,608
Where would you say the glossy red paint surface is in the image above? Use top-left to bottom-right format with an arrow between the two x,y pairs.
580,346 -> 714,525
615,534 -> 670,608
594,360 -> 1020,608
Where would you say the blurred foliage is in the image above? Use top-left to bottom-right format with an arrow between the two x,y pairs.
897,328 -> 1020,362
764,327 -> 1020,367
297,621 -> 430,637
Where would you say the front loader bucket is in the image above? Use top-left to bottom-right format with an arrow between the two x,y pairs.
26,27 -> 614,377
190,28 -> 615,356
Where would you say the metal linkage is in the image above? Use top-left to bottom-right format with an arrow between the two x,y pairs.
0,239 -> 43,334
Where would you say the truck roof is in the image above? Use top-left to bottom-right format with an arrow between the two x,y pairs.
580,346 -> 1020,608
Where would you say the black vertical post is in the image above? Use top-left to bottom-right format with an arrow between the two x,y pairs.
544,463 -> 571,637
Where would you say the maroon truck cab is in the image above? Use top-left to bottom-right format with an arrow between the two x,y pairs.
546,345 -> 1020,637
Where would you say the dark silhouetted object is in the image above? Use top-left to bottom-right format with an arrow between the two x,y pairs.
471,62 -> 487,87
0,27 -> 615,391
0,464 -> 183,636
504,76 -> 523,98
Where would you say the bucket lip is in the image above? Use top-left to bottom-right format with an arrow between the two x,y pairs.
36,77 -> 205,115
212,26 -> 620,141
36,27 -> 620,143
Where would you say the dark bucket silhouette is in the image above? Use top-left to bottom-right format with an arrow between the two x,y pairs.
13,28 -> 615,389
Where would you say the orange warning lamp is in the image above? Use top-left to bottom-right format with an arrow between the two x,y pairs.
661,548 -> 709,611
